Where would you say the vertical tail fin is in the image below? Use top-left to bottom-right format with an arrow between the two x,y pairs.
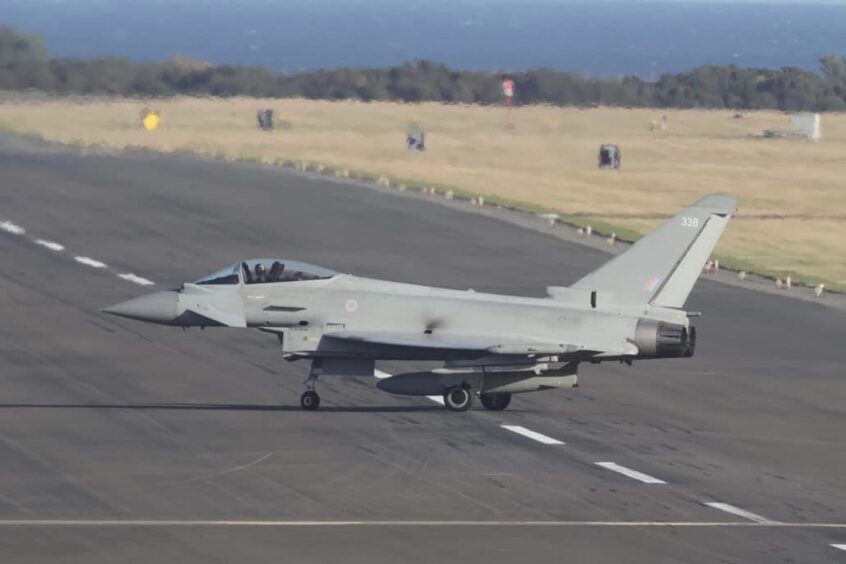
570,194 -> 737,308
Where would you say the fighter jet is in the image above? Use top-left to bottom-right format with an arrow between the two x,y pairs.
104,193 -> 736,411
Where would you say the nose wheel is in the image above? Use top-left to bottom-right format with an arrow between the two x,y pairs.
300,368 -> 321,411
300,390 -> 320,410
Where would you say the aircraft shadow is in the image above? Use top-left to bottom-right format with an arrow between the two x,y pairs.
0,402 -> 446,413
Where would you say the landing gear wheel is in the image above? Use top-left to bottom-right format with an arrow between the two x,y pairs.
443,386 -> 474,412
300,390 -> 320,411
480,392 -> 512,411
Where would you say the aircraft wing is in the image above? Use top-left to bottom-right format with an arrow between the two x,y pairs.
322,330 -> 636,356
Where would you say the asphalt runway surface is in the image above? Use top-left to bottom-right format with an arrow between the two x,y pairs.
0,137 -> 844,563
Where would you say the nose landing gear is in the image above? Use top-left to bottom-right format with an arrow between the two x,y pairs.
300,390 -> 320,410
300,370 -> 320,411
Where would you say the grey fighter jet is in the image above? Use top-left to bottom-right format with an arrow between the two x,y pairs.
104,193 -> 736,411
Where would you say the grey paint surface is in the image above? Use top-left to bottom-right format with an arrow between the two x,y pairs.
102,193 -> 732,377
0,139 -> 843,563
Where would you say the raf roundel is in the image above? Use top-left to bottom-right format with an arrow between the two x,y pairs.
345,299 -> 359,313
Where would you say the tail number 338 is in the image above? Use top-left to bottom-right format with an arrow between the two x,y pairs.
681,216 -> 700,228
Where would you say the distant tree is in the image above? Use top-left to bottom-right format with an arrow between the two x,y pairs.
0,27 -> 47,66
820,54 -> 846,83
0,25 -> 843,112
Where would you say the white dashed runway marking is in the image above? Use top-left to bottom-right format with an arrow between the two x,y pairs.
34,239 -> 65,251
595,462 -> 667,484
501,425 -> 565,445
0,220 -> 25,235
118,273 -> 155,286
3,220 -> 154,286
74,256 -> 108,268
831,544 -> 846,551
704,502 -> 779,524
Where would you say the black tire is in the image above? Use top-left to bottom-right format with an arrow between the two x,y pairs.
443,386 -> 473,412
300,390 -> 320,411
480,392 -> 512,411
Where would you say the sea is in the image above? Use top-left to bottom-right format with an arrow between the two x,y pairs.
3,0 -> 845,77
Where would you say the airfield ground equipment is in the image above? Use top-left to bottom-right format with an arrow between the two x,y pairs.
598,144 -> 620,169
257,108 -> 274,131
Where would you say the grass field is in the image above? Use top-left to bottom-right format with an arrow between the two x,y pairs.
1,97 -> 844,291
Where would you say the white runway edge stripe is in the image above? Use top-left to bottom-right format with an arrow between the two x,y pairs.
704,502 -> 780,525
34,239 -> 65,251
501,425 -> 565,445
118,273 -> 156,286
595,462 -> 667,484
0,519 -> 842,528
74,256 -> 107,268
0,220 -> 25,235
831,544 -> 846,551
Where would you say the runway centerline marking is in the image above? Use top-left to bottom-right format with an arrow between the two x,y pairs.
704,502 -> 779,524
0,220 -> 25,235
34,239 -> 65,251
831,544 -> 846,551
595,462 -> 666,484
74,256 -> 107,269
501,425 -> 564,445
4,223 -> 158,285
0,519 -> 841,528
118,273 -> 155,286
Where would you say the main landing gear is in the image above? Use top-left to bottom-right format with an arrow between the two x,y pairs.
442,387 -> 513,412
479,392 -> 512,411
443,386 -> 474,412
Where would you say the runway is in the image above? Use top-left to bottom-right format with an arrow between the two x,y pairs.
0,136 -> 844,563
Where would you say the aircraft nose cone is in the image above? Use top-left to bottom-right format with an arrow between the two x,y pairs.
103,291 -> 179,325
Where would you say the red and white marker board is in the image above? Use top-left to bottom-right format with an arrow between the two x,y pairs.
502,79 -> 515,98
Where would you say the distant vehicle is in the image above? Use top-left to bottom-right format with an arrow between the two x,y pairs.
104,194 -> 736,411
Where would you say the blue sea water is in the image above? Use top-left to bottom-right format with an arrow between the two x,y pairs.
2,0 -> 845,77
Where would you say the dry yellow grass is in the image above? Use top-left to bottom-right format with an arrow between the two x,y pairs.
1,97 -> 844,290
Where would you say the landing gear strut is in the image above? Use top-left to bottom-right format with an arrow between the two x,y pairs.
300,370 -> 320,411
443,386 -> 474,412
480,392 -> 511,411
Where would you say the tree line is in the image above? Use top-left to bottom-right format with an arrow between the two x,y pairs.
2,26 -> 845,111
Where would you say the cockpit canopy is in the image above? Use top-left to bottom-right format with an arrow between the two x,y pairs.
195,259 -> 339,286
